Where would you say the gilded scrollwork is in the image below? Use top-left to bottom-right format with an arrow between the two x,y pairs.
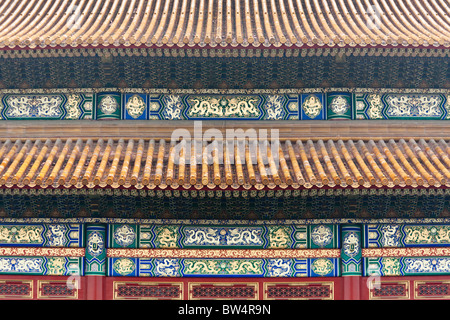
302,95 -> 323,119
385,94 -> 443,117
125,94 -> 146,118
186,95 -> 261,118
366,94 -> 384,119
5,95 -> 64,118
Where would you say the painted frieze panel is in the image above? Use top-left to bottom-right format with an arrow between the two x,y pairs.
0,224 -> 83,247
326,92 -> 352,120
123,93 -> 147,120
0,89 -> 448,121
109,224 -> 339,249
0,93 -> 93,120
108,224 -> 138,248
153,94 -> 298,120
96,93 -> 121,120
300,93 -> 325,120
356,93 -> 449,120
0,257 -> 83,276
364,257 -> 450,276
107,257 -> 340,277
364,224 -> 450,248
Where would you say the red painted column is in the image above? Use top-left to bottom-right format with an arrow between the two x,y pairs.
85,275 -> 105,300
342,276 -> 362,300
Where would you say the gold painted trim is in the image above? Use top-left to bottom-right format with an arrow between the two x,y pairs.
263,282 -> 334,300
107,248 -> 341,259
369,280 -> 410,300
113,281 -> 183,300
0,247 -> 85,257
37,280 -> 78,300
362,248 -> 450,258
188,282 -> 259,300
0,279 -> 33,299
414,280 -> 450,300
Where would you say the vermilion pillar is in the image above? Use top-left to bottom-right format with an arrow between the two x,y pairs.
341,224 -> 362,300
84,224 -> 107,300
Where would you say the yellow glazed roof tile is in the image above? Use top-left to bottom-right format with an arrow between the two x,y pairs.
0,138 -> 448,190
0,0 -> 448,50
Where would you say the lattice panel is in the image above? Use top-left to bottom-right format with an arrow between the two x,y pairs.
38,280 -> 78,299
0,280 -> 32,299
189,283 -> 258,300
414,281 -> 450,299
264,283 -> 333,300
369,281 -> 410,300
113,282 -> 182,300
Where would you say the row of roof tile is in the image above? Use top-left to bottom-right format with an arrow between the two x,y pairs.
0,138 -> 448,189
0,0 -> 448,50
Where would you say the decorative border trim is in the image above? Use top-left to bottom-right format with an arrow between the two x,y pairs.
0,88 -> 449,121
1,47 -> 449,59
2,217 -> 450,225
362,248 -> 450,258
1,87 -> 449,95
107,248 -> 340,259
0,247 -> 85,257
